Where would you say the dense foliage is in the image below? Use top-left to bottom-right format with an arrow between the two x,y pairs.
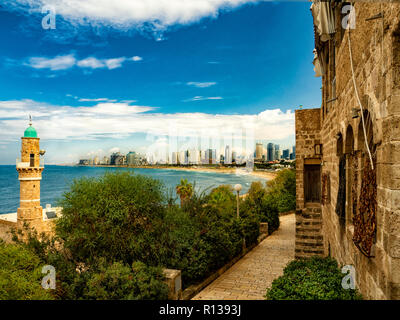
266,257 -> 363,300
0,240 -> 53,300
266,169 -> 296,213
4,169 -> 295,299
241,181 -> 280,234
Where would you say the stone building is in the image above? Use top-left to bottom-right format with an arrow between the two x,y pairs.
296,1 -> 400,299
0,119 -> 59,241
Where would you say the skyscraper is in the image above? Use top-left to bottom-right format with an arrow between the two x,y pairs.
255,143 -> 264,160
267,143 -> 275,161
274,144 -> 280,161
225,145 -> 232,164
283,149 -> 290,159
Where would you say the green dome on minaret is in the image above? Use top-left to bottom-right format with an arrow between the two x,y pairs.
23,116 -> 38,138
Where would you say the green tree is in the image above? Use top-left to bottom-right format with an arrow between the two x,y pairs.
176,178 -> 194,207
266,169 -> 296,213
56,172 -> 170,267
0,240 -> 53,300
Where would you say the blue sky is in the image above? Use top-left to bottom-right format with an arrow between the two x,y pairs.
0,0 -> 321,164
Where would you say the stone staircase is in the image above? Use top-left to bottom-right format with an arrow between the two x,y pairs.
295,203 -> 324,259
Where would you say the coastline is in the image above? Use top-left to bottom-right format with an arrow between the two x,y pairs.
56,164 -> 278,181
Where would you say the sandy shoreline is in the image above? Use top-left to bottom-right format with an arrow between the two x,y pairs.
57,164 -> 278,180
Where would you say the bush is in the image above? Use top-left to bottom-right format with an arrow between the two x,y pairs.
84,260 -> 168,300
164,184 -> 258,287
266,257 -> 363,300
241,181 -> 280,234
266,169 -> 296,213
7,172 -> 264,298
0,240 -> 53,300
56,172 -> 171,267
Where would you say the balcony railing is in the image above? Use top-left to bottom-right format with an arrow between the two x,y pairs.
16,158 -> 44,168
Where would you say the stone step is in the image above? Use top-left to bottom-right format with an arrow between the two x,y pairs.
296,226 -> 322,233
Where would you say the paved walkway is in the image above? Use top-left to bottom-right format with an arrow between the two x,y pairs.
192,214 -> 295,300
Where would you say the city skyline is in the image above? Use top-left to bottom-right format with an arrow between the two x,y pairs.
77,141 -> 296,166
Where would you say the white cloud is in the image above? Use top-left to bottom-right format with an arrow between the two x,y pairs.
0,99 -> 294,144
5,0 -> 256,32
27,54 -> 76,71
185,96 -> 223,102
104,57 -> 126,70
76,57 -> 105,69
187,82 -> 217,88
26,54 -> 141,71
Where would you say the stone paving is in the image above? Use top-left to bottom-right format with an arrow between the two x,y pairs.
192,214 -> 295,300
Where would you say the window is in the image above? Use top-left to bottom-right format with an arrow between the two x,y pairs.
30,153 -> 35,167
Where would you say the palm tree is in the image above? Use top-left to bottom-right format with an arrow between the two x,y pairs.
176,178 -> 193,207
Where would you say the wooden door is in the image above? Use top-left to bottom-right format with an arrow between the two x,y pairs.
304,164 -> 321,202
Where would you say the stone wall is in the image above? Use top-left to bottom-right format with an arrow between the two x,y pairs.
295,108 -> 324,259
298,1 -> 400,299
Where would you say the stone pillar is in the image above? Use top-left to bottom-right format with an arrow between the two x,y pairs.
163,269 -> 182,300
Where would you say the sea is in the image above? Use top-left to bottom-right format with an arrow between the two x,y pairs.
0,165 -> 269,215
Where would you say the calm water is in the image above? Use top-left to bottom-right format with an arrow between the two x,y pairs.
0,165 -> 268,215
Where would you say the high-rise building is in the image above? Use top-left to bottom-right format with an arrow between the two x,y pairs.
274,144 -> 280,161
171,152 -> 178,165
110,152 -> 121,165
225,145 -> 232,164
206,149 -> 216,164
255,143 -> 264,160
188,149 -> 200,165
267,143 -> 275,161
232,151 -> 237,163
283,149 -> 290,159
126,151 -> 139,166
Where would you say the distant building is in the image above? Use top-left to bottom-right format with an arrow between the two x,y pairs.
232,151 -> 237,163
127,151 -> 143,166
255,143 -> 264,160
225,145 -> 232,164
188,149 -> 200,165
79,159 -> 89,165
283,149 -> 290,159
171,152 -> 178,165
267,143 -> 275,161
205,149 -> 216,164
274,144 -> 280,161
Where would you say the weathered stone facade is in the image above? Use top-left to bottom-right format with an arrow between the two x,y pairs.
296,1 -> 400,299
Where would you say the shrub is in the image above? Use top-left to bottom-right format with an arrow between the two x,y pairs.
84,260 -> 168,300
0,240 -> 53,300
266,257 -> 363,300
56,171 -> 170,267
266,169 -> 296,213
241,181 -> 280,234
164,185 -> 258,287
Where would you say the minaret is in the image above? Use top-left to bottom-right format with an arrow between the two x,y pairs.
16,116 -> 45,235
